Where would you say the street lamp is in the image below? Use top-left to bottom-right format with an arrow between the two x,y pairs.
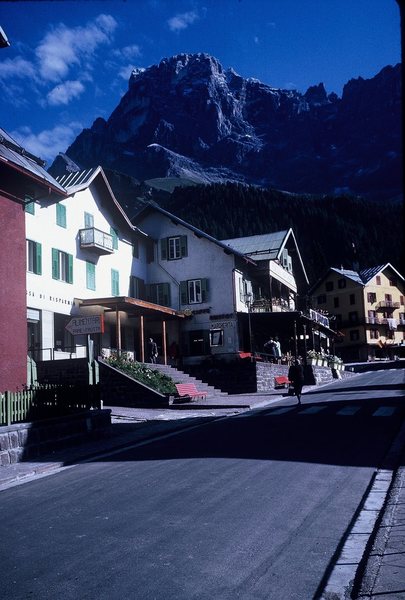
244,292 -> 253,360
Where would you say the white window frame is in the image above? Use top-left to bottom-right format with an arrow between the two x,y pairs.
188,279 -> 202,304
168,237 -> 181,260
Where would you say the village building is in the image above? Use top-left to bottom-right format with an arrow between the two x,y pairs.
0,128 -> 67,391
308,265 -> 405,362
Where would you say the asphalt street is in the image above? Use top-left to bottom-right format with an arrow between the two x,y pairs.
0,370 -> 404,600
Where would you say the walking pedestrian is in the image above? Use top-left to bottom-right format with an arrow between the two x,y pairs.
288,358 -> 305,404
147,337 -> 158,364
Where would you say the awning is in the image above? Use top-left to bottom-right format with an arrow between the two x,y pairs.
78,296 -> 185,320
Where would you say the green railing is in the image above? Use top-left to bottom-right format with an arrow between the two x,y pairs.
0,384 -> 101,426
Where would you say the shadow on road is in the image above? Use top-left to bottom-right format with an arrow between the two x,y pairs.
84,395 -> 405,470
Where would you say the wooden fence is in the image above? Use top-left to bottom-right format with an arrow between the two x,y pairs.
0,384 -> 101,426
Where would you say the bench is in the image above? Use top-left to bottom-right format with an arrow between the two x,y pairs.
274,376 -> 291,389
175,383 -> 208,402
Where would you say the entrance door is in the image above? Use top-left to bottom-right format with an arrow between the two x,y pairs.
27,320 -> 41,361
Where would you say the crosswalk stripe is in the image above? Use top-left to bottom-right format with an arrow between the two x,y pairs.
269,407 -> 297,415
337,406 -> 361,416
373,407 -> 396,417
299,406 -> 326,415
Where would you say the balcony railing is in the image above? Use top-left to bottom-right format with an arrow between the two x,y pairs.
308,309 -> 330,328
79,227 -> 114,254
375,300 -> 400,310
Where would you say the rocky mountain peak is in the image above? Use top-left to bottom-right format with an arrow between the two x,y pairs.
53,55 -> 401,200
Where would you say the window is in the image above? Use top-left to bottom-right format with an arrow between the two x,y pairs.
146,282 -> 171,307
25,197 -> 35,214
349,311 -> 358,323
111,269 -> 120,296
338,278 -> 346,289
84,212 -> 94,228
333,297 -> 339,308
110,227 -> 118,250
130,276 -> 145,299
160,236 -> 188,260
189,280 -> 202,304
52,249 -> 73,283
349,293 -> 356,305
56,203 -> 67,228
368,310 -> 377,323
86,261 -> 96,291
376,276 -> 381,285
180,279 -> 209,304
389,279 -> 396,287
317,294 -> 326,304
27,240 -> 42,275
367,292 -> 377,303
385,294 -> 392,302
400,295 -> 404,306
325,281 -> 334,292
386,330 -> 395,340
239,278 -> 250,302
210,329 -> 224,347
370,330 -> 379,339
350,330 -> 360,341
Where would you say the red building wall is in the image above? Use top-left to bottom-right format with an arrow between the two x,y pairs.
0,195 -> 27,391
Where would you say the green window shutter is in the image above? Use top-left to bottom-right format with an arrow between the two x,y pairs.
67,253 -> 73,284
52,248 -> 59,280
110,227 -> 118,250
201,278 -> 209,302
86,262 -> 96,290
180,236 -> 188,257
146,283 -> 157,303
25,201 -> 35,215
132,239 -> 139,258
160,238 -> 168,260
36,242 -> 42,275
111,269 -> 119,296
158,283 -> 171,307
56,203 -> 66,228
180,281 -> 188,304
84,212 -> 94,228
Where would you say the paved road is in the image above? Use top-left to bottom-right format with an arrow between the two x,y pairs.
1,370 -> 404,600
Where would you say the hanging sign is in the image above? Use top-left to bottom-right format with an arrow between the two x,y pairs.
65,315 -> 104,335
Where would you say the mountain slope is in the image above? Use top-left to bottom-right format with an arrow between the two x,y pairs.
52,53 -> 402,200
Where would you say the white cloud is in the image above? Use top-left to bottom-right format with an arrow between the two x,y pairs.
113,44 -> 142,61
11,122 -> 83,163
254,36 -> 260,45
36,14 -> 118,82
167,11 -> 199,32
0,56 -> 37,81
47,80 -> 85,106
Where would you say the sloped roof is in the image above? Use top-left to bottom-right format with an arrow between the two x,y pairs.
222,230 -> 290,260
310,263 -> 404,294
133,202 -> 257,264
330,268 -> 364,285
223,229 -> 309,284
56,166 -> 147,238
0,127 -> 67,197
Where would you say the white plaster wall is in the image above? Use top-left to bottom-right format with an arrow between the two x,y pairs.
25,184 -> 147,317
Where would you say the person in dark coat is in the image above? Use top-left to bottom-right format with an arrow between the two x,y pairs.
147,337 -> 158,364
288,358 -> 305,404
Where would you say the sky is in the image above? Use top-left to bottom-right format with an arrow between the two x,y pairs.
0,0 -> 401,166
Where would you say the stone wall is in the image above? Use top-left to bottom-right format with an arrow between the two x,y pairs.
99,360 -> 170,407
0,409 -> 111,466
256,362 -> 355,392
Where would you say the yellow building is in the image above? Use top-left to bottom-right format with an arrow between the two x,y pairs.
309,264 -> 405,362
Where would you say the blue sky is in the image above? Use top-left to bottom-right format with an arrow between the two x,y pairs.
0,0 -> 401,165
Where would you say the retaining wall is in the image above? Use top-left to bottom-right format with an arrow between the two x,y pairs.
0,409 -> 111,466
